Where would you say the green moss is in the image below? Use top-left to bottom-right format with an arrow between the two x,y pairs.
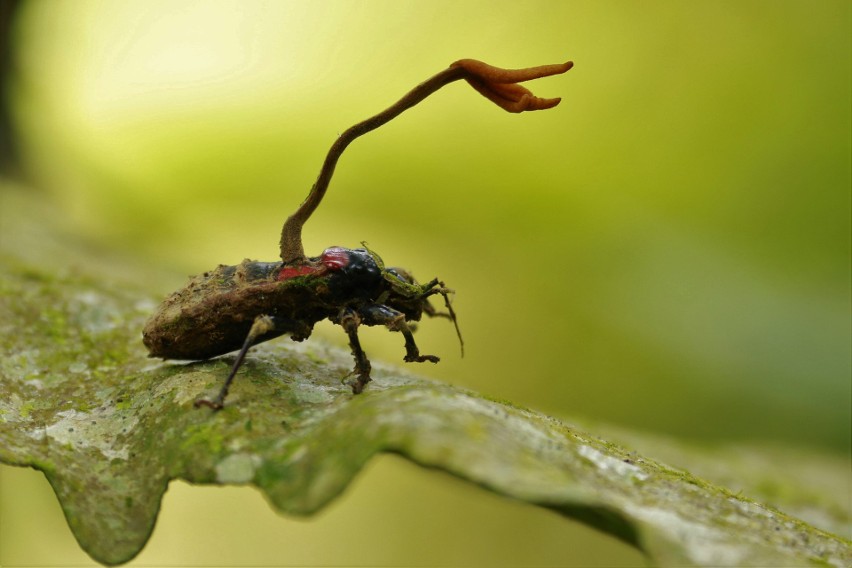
180,422 -> 226,455
480,392 -> 530,412
276,275 -> 323,290
19,402 -> 35,419
2,192 -> 850,567
303,348 -> 328,365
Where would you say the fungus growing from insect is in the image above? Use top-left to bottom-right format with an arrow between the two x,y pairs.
143,57 -> 572,410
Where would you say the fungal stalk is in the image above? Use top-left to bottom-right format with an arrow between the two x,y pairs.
279,58 -> 573,263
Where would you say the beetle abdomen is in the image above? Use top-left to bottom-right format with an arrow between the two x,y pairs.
143,260 -> 327,360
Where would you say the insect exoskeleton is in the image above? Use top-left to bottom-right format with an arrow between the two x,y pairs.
143,246 -> 458,406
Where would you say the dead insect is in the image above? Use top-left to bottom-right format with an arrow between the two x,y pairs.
143,57 -> 573,409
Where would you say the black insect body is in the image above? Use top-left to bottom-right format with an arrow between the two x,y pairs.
143,57 -> 572,409
143,247 -> 456,406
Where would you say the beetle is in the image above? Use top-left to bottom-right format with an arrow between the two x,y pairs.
142,57 -> 572,409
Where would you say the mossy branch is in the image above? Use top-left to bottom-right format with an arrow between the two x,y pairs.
1,187 -> 849,566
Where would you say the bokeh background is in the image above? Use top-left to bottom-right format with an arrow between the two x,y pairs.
1,0 -> 849,565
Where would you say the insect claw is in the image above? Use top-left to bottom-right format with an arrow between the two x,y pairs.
345,374 -> 370,394
404,354 -> 440,364
193,398 -> 224,411
342,367 -> 371,394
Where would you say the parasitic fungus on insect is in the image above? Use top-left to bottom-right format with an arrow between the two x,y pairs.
144,57 -> 572,409
278,59 -> 574,264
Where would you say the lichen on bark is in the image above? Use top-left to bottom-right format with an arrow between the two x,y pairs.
1,187 -> 849,566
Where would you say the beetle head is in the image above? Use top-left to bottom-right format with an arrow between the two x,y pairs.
382,266 -> 464,357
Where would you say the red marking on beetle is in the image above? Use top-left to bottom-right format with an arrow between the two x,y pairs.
276,248 -> 349,281
277,265 -> 320,281
321,247 -> 350,270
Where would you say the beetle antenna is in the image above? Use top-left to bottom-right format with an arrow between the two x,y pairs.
279,58 -> 573,263
440,288 -> 464,358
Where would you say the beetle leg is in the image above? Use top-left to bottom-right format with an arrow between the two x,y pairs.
336,308 -> 372,394
359,304 -> 440,365
194,315 -> 276,410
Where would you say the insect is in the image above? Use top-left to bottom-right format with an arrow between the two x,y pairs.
143,57 -> 573,410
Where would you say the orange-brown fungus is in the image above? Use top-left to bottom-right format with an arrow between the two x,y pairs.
450,59 -> 574,112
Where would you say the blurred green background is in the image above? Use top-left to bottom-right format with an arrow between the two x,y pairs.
1,0 -> 849,565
